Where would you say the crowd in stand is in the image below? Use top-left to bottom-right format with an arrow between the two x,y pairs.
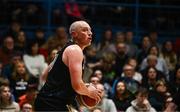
0,19 -> 180,112
0,0 -> 180,111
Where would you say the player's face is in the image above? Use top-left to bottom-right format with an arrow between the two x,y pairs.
76,23 -> 92,47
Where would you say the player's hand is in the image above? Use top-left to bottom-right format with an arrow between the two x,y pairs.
88,85 -> 102,103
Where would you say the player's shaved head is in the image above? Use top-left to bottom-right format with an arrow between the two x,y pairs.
69,21 -> 90,34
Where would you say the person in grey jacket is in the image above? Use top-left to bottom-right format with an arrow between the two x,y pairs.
126,87 -> 156,112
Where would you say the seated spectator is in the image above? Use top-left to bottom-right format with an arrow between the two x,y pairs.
141,67 -> 166,92
46,48 -> 58,64
121,62 -> 142,84
21,103 -> 33,112
0,76 -> 9,87
0,85 -> 20,112
149,31 -> 161,49
136,36 -> 151,65
14,31 -> 27,54
84,45 -> 102,71
0,36 -> 16,66
98,52 -> 116,85
1,51 -> 22,80
119,64 -> 140,94
140,45 -> 169,79
160,40 -> 177,75
126,87 -> 156,112
92,69 -> 112,98
18,85 -> 38,109
169,66 -> 180,110
125,31 -> 138,58
5,21 -> 22,39
34,28 -> 46,48
81,83 -> 117,112
140,55 -> 166,81
114,31 -> 125,44
39,48 -> 58,87
96,28 -> 114,58
89,75 -> 100,85
127,58 -> 139,71
149,79 -> 173,111
93,69 -> 103,83
23,40 -> 48,86
42,27 -> 68,55
112,80 -> 134,111
114,42 -> 129,78
10,60 -> 30,102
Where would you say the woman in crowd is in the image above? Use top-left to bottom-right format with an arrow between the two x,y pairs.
23,40 -> 48,87
10,60 -> 30,102
141,67 -> 166,92
0,85 -> 20,112
161,40 -> 177,76
112,80 -> 134,111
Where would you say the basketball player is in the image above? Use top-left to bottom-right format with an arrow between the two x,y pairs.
34,21 -> 102,111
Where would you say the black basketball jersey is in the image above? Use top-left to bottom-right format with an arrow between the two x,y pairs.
38,40 -> 80,104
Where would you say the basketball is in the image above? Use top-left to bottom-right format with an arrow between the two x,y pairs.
76,84 -> 99,109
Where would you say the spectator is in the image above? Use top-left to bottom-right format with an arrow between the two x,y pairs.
149,79 -> 173,111
10,60 -> 30,102
46,48 -> 58,64
18,85 -> 38,109
121,64 -> 142,84
99,52 -> 115,85
0,36 -> 15,66
140,55 -> 166,81
81,83 -> 117,112
21,103 -> 33,112
149,31 -> 161,49
112,80 -> 134,111
23,40 -> 48,86
119,64 -> 140,94
34,28 -> 46,48
25,3 -> 45,25
1,51 -> 22,81
5,21 -> 22,39
84,45 -> 102,71
42,27 -> 68,54
160,40 -> 177,75
141,67 -> 165,92
0,85 -> 20,112
93,69 -> 104,84
126,87 -> 156,112
126,58 -> 142,83
89,75 -> 100,85
136,36 -> 151,66
0,77 -> 9,87
92,70 -> 112,98
140,45 -> 169,80
114,31 -> 125,44
14,31 -> 27,54
96,28 -> 114,58
125,31 -> 138,57
169,66 -> 180,110
114,42 -> 129,78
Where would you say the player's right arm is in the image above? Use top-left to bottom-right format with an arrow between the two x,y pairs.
63,45 -> 102,101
